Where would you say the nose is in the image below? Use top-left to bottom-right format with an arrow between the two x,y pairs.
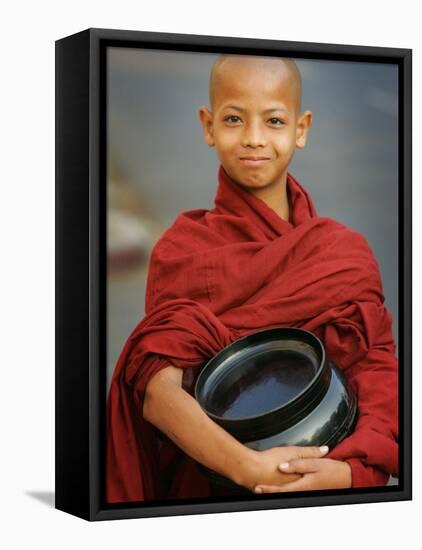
240,121 -> 267,148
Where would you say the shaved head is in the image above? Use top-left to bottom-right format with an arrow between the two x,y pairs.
209,54 -> 302,115
198,53 -> 312,212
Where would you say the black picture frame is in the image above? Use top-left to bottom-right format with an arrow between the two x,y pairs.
55,27 -> 412,521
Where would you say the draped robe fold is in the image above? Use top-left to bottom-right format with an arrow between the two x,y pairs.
106,165 -> 398,503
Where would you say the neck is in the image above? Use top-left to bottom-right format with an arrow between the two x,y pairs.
246,174 -> 290,222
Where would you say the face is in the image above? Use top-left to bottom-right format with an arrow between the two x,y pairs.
199,58 -> 312,193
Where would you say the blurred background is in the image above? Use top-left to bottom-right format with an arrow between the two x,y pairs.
107,47 -> 399,390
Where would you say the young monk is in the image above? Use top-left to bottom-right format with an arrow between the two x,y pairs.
106,55 -> 398,502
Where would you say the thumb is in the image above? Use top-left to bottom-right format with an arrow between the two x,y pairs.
297,445 -> 329,459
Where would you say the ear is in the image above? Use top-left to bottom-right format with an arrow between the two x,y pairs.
198,106 -> 215,147
295,110 -> 313,149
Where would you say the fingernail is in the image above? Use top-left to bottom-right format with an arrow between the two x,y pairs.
255,487 -> 262,493
320,446 -> 329,453
279,462 -> 289,470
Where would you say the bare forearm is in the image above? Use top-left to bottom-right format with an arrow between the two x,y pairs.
143,376 -> 256,487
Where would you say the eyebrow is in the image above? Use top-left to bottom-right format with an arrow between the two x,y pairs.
222,105 -> 289,114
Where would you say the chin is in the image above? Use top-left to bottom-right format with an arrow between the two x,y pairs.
239,173 -> 274,189
226,168 -> 263,186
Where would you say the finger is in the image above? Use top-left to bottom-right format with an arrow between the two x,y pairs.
254,484 -> 287,494
268,475 -> 317,493
295,445 -> 329,459
279,458 -> 323,474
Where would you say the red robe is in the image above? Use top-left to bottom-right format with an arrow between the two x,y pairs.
106,165 -> 399,503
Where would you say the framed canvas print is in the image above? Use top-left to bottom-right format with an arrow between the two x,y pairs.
55,27 -> 412,521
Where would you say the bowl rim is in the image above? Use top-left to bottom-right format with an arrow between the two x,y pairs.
194,326 -> 328,424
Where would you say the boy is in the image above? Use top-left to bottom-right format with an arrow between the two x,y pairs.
107,55 -> 398,502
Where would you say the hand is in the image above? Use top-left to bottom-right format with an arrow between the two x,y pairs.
254,457 -> 352,494
238,445 -> 330,492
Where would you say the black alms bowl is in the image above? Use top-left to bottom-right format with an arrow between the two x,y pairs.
194,327 -> 357,490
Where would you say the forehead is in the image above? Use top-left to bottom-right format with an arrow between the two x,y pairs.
211,56 -> 299,112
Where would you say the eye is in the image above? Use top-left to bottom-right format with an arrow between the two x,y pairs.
268,117 -> 284,126
224,115 -> 242,124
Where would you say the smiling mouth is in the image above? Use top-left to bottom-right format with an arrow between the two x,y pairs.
239,157 -> 271,166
